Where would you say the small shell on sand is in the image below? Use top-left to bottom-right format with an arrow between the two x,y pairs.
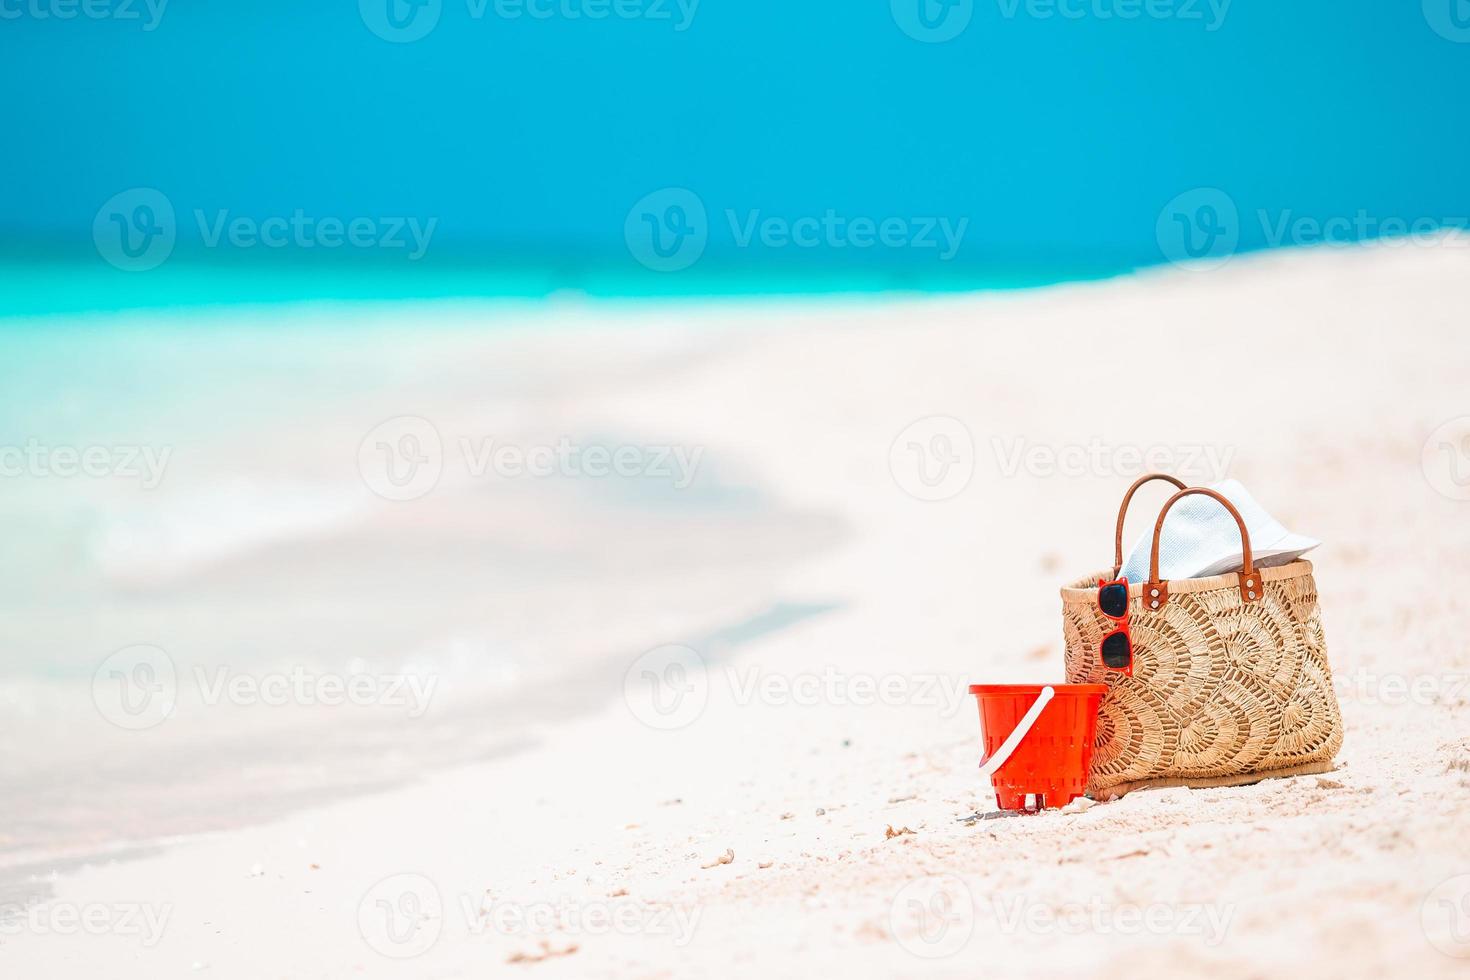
701,848 -> 734,869
507,941 -> 578,964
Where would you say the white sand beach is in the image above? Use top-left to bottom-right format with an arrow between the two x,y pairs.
6,241 -> 1470,977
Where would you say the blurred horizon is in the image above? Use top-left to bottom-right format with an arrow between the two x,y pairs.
4,1 -> 1470,314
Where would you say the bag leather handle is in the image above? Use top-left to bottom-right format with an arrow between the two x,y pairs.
1112,473 -> 1187,578
1144,487 -> 1261,609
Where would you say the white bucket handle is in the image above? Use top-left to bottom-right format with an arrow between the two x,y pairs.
977,685 -> 1055,781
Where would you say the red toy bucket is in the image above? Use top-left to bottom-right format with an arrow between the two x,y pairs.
969,683 -> 1108,812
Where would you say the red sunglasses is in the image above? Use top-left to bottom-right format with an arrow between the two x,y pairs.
1097,576 -> 1133,676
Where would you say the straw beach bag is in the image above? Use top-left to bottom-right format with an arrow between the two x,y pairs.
1060,477 -> 1344,797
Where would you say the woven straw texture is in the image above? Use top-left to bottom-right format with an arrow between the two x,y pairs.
1061,560 -> 1343,796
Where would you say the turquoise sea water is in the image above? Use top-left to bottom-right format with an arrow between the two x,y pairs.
0,251 -> 1131,319
5,4 -> 1468,320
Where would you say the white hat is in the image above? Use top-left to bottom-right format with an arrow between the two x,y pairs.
1118,479 -> 1319,583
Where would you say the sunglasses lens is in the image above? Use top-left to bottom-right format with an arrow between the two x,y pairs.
1099,583 -> 1128,618
1101,631 -> 1132,669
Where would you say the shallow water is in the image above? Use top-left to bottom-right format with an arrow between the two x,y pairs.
0,305 -> 846,886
